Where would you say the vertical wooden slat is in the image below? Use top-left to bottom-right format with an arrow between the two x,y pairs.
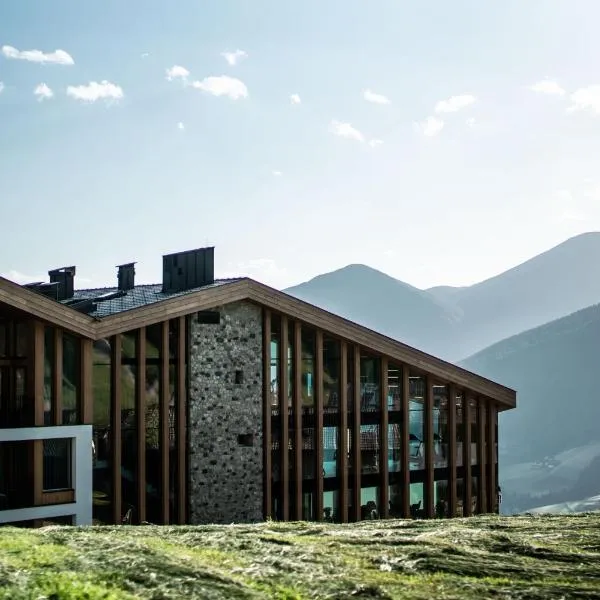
293,321 -> 303,520
136,327 -> 147,524
339,341 -> 349,523
111,334 -> 122,524
262,309 -> 272,520
447,384 -> 457,518
401,366 -> 410,518
315,329 -> 324,522
53,329 -> 63,426
80,338 -> 93,425
425,376 -> 434,518
29,321 -> 45,509
463,395 -> 472,517
176,316 -> 187,524
279,315 -> 289,521
478,399 -> 487,513
160,321 -> 170,524
352,345 -> 361,521
487,403 -> 497,513
380,357 -> 389,518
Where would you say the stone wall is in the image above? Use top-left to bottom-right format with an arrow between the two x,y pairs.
188,301 -> 263,524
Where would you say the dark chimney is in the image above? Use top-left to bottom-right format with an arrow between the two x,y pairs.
162,247 -> 214,293
117,262 -> 136,291
48,266 -> 76,301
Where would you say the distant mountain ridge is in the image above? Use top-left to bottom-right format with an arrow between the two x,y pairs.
285,232 -> 600,360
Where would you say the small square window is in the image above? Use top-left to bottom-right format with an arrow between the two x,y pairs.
234,370 -> 244,384
197,311 -> 220,324
237,433 -> 254,447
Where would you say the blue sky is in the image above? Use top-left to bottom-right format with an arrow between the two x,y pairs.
1,0 -> 600,290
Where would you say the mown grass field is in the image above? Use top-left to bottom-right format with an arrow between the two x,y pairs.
0,513 -> 599,599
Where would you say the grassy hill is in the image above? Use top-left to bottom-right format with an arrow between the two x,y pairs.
1,514 -> 599,599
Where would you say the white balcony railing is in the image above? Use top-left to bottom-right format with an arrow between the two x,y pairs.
0,425 -> 92,525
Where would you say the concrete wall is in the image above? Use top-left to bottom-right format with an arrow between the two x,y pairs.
188,301 -> 264,524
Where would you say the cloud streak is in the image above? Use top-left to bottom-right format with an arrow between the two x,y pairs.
435,94 -> 476,113
166,65 -> 189,81
34,83 -> 53,101
529,79 -> 565,96
191,76 -> 248,99
221,49 -> 247,66
66,81 -> 124,102
568,85 -> 600,115
415,116 -> 444,137
329,120 -> 364,142
363,89 -> 391,104
2,45 -> 74,65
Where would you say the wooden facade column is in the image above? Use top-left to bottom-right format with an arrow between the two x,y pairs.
487,403 -> 497,513
292,321 -> 303,521
279,316 -> 289,521
379,357 -> 389,518
79,338 -> 93,425
463,394 -> 472,517
111,334 -> 122,524
352,345 -> 361,521
262,309 -> 272,520
159,321 -> 170,524
400,366 -> 410,518
447,384 -> 457,517
339,341 -> 349,523
28,321 -> 45,509
52,329 -> 63,425
478,399 -> 487,513
424,376 -> 434,518
136,327 -> 147,524
315,329 -> 324,522
176,316 -> 187,524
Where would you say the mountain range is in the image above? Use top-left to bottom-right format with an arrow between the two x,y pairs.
285,232 -> 600,512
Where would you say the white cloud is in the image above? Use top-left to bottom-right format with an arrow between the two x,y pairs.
434,94 -> 477,114
2,45 -> 74,65
34,83 -> 53,101
191,76 -> 248,99
66,80 -> 124,103
0,269 -> 44,284
221,49 -> 247,66
363,89 -> 390,105
415,116 -> 444,137
568,85 -> 600,115
290,93 -> 301,105
529,79 -> 565,96
177,122 -> 185,130
368,139 -> 383,147
329,120 -> 364,142
141,52 -> 150,59
466,117 -> 476,128
0,82 -> 4,94
272,170 -> 283,176
166,65 -> 189,81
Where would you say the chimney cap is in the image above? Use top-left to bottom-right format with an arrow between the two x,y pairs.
116,262 -> 137,268
49,265 -> 76,276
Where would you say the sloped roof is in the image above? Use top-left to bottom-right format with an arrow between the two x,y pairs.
0,276 -> 516,408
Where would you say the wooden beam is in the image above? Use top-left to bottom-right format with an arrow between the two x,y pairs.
160,321 -> 170,524
53,329 -> 63,426
463,395 -> 472,517
111,334 -> 122,525
315,329 -> 324,522
487,403 -> 497,514
424,376 -> 434,518
136,327 -> 147,524
352,345 -> 361,521
293,321 -> 303,521
279,315 -> 289,521
79,338 -> 93,425
400,366 -> 410,518
478,399 -> 487,513
176,316 -> 187,524
447,384 -> 457,518
379,356 -> 389,519
28,321 -> 45,510
339,341 -> 349,523
262,309 -> 272,520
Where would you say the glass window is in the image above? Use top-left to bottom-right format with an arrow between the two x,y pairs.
387,364 -> 402,474
44,327 -> 54,425
434,479 -> 449,518
62,334 -> 80,424
301,328 -> 315,408
43,438 -> 71,490
433,385 -> 448,469
456,394 -> 464,468
145,324 -> 161,524
323,338 -> 340,411
0,322 -> 6,357
270,316 -> 281,410
471,476 -> 479,514
389,483 -> 403,517
456,477 -> 465,517
470,398 -> 479,465
323,490 -> 337,522
409,375 -> 425,472
360,486 -> 379,520
121,331 -> 137,523
361,424 -> 380,474
360,354 -> 380,413
14,322 -> 27,357
410,482 -> 424,518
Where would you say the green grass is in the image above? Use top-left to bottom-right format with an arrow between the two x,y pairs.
1,513 -> 599,599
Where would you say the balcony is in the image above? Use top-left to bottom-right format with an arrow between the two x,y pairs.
0,425 -> 92,525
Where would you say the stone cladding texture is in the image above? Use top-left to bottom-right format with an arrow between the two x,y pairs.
188,301 -> 264,524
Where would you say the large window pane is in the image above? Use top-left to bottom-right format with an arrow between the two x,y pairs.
121,331 -> 137,523
62,334 -> 80,424
269,316 -> 281,517
361,486 -> 379,519
410,482 -> 424,518
44,327 -> 54,425
433,385 -> 448,469
388,364 -> 402,474
456,394 -> 464,468
323,337 -> 340,483
409,375 -> 425,471
470,398 -> 479,465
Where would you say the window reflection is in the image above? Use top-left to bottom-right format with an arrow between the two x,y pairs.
433,385 -> 448,469
409,375 -> 425,471
360,486 -> 379,520
470,398 -> 479,465
410,482 -> 424,518
62,334 -> 80,424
